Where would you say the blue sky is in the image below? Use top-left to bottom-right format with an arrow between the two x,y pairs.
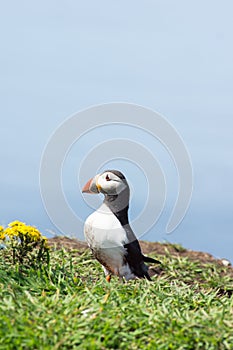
0,1 -> 233,261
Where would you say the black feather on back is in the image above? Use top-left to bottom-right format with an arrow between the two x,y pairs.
124,240 -> 151,280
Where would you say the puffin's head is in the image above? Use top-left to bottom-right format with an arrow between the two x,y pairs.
82,170 -> 128,196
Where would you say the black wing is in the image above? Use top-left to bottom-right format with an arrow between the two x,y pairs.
124,239 -> 151,280
123,225 -> 161,280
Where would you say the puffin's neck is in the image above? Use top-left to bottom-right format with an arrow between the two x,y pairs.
103,189 -> 129,227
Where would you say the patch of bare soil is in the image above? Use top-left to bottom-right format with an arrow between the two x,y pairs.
48,236 -> 88,253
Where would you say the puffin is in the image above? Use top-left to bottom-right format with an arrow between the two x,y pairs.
82,170 -> 160,282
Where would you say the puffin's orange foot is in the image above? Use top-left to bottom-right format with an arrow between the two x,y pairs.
106,275 -> 111,283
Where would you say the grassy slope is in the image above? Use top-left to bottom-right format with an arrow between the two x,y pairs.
0,246 -> 233,350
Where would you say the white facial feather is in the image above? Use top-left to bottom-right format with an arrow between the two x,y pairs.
97,171 -> 127,195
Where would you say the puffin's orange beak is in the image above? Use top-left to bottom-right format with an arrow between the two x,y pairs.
82,178 -> 93,193
82,176 -> 100,194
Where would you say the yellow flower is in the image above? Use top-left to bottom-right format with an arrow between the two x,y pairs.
0,226 -> 4,240
0,232 -> 5,240
4,227 -> 16,237
9,220 -> 25,227
4,221 -> 47,244
5,221 -> 43,242
2,220 -> 49,267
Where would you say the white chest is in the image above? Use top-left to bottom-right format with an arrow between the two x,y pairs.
84,203 -> 128,249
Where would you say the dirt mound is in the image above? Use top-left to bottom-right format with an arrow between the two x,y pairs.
48,236 -> 232,273
49,236 -> 87,252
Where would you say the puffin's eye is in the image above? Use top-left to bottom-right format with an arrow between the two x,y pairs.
105,174 -> 111,181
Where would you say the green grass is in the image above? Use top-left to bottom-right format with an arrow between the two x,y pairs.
0,246 -> 233,350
